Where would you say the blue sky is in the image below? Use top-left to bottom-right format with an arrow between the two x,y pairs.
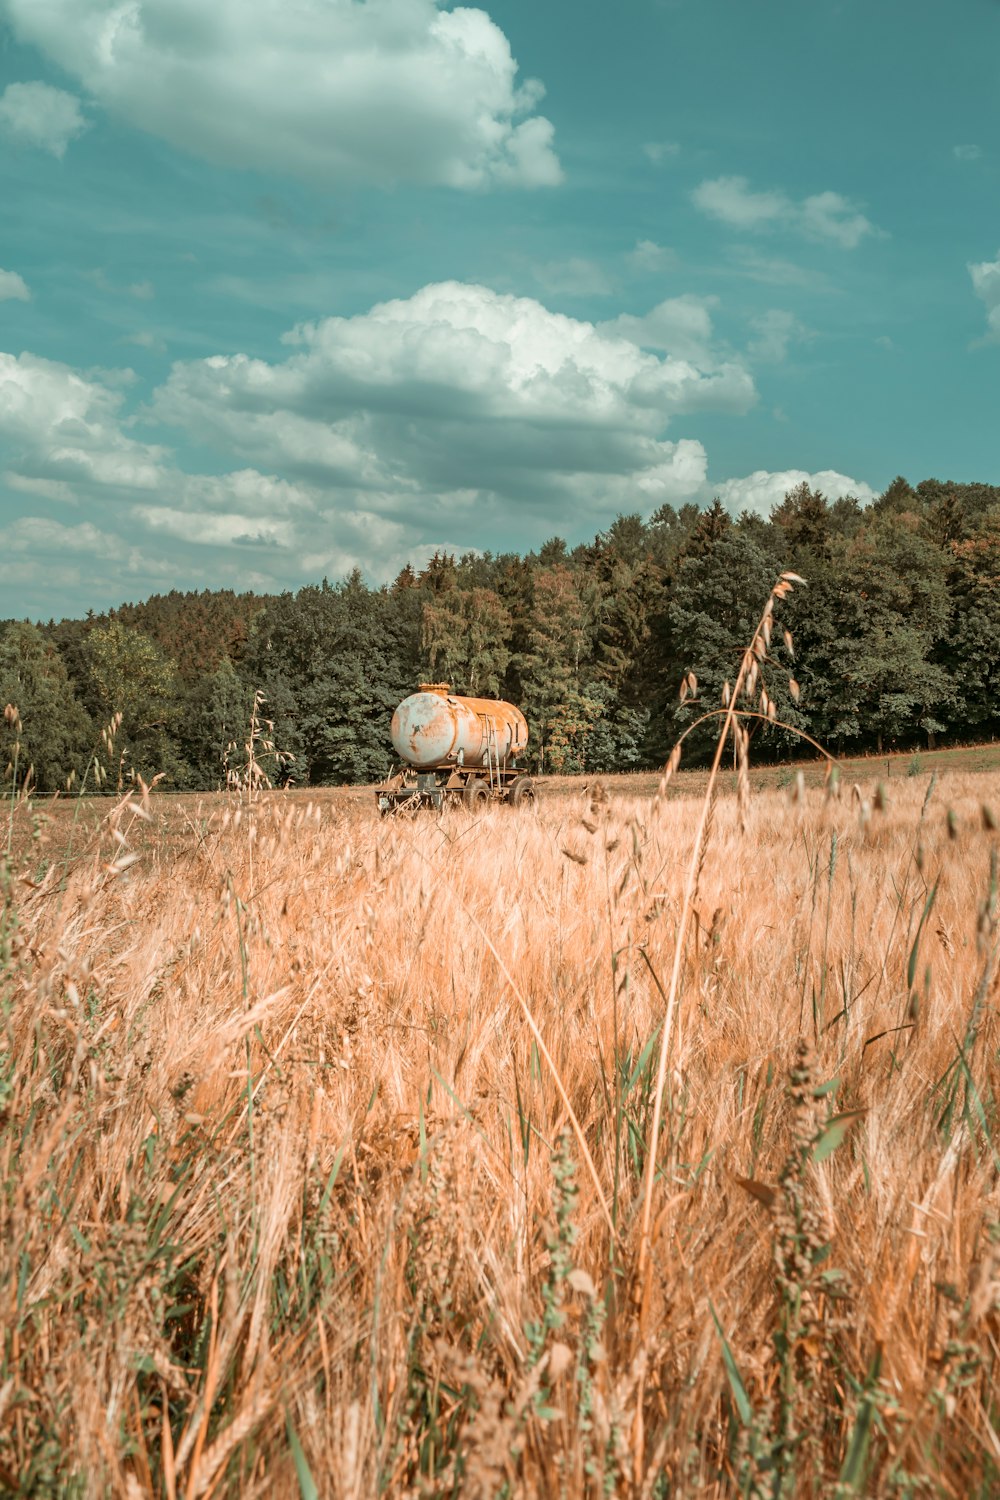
1,0 -> 998,620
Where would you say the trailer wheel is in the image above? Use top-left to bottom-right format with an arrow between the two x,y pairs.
508,775 -> 536,808
463,779 -> 490,810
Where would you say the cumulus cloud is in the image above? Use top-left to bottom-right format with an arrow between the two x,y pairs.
970,253 -> 1000,341
954,144 -> 982,162
713,468 -> 877,518
0,280 -> 767,611
151,282 -> 754,512
693,175 -> 879,248
0,268 -> 31,302
0,81 -> 88,157
600,294 -> 736,372
0,351 -> 165,492
3,0 -> 560,190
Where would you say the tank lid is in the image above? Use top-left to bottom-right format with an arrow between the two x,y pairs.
417,682 -> 451,694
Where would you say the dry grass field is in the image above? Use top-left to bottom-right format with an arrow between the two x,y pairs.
2,745 -> 999,1499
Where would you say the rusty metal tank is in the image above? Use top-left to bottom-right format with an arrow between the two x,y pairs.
391,684 -> 528,771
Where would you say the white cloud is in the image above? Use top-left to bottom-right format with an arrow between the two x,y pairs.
799,191 -> 876,250
132,504 -> 296,549
627,239 -> 677,274
970,253 -> 1000,341
0,351 -> 165,492
713,468 -> 877,518
129,281 -> 155,301
747,309 -> 809,363
954,144 -> 982,162
152,282 -> 754,514
123,330 -> 166,353
0,280 -> 765,610
0,81 -> 88,157
0,516 -> 172,607
0,268 -> 31,302
643,141 -> 680,164
3,0 -> 560,190
693,176 -> 789,230
3,472 -> 76,504
600,294 -> 731,369
532,257 -> 614,296
725,248 -> 834,291
693,175 -> 879,248
1,516 -> 117,555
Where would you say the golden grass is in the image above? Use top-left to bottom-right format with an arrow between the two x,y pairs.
2,764 -> 999,1496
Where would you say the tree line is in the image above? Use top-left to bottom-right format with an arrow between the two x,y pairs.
2,474 -> 999,793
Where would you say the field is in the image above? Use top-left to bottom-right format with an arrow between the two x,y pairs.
2,752 -> 1000,1496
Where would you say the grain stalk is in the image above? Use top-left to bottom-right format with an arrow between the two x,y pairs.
635,573 -> 804,1306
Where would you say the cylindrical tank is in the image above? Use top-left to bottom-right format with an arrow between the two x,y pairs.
391,684 -> 528,770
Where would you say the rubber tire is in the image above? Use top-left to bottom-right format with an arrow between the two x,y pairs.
508,775 -> 536,808
462,778 -> 490,811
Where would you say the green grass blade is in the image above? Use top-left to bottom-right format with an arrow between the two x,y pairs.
287,1416 -> 319,1500
710,1301 -> 753,1426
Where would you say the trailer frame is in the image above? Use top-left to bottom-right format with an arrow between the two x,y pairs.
375,763 -> 535,815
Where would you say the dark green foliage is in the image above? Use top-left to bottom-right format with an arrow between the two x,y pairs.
240,572 -> 419,785
4,474 -> 1000,793
174,660 -> 256,788
648,522 -> 779,762
88,618 -> 188,786
0,623 -> 93,793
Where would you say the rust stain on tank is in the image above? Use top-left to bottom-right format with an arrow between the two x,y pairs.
407,700 -> 454,759
392,686 -> 528,771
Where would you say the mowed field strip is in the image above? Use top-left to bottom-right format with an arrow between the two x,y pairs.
2,755 -> 999,1495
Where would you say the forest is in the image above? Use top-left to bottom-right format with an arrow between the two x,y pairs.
2,474 -> 999,793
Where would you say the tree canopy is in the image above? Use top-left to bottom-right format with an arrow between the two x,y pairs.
2,475 -> 998,792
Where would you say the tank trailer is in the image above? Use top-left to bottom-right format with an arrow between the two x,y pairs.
376,685 -> 536,814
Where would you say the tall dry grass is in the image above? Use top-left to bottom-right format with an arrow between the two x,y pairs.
2,731 -> 999,1493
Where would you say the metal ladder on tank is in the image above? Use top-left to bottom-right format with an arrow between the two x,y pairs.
479,715 -> 500,794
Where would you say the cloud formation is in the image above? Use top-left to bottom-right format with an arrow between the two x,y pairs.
713,468 -> 877,518
0,351 -> 165,493
0,80 -> 88,157
643,141 -> 680,165
532,258 -> 614,297
693,175 -> 879,248
0,268 -> 31,302
746,309 -> 809,363
600,294 -> 736,370
627,239 -> 676,274
1,281 -> 765,604
970,253 -> 1000,341
3,0 -> 560,189
151,282 -> 752,511
1,288 -> 879,611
